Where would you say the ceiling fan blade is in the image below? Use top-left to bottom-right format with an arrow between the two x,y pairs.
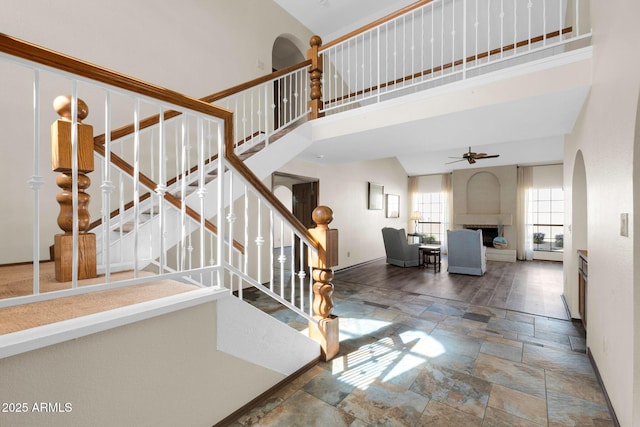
445,159 -> 466,164
477,154 -> 500,159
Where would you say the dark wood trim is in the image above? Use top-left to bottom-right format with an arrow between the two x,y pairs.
587,348 -> 621,427
320,0 -> 434,51
325,26 -> 573,105
0,33 -> 231,122
212,357 -> 320,427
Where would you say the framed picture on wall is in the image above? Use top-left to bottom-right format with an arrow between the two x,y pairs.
368,182 -> 384,210
386,194 -> 399,218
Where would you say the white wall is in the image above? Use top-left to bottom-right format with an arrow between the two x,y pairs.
562,1 -> 639,424
0,0 -> 313,264
0,301 -> 286,427
277,157 -> 409,268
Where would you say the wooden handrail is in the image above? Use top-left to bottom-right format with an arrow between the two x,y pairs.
0,33 -> 232,122
319,0 -> 434,51
224,139 -> 317,246
325,26 -> 573,106
2,33 -> 316,256
201,60 -> 312,104
94,60 -> 311,146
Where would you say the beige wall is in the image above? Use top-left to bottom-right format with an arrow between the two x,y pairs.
0,301 -> 285,427
563,1 -> 640,425
452,165 -> 518,249
0,0 -> 313,264
277,157 -> 409,269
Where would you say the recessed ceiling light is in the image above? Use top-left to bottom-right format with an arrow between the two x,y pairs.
316,154 -> 325,159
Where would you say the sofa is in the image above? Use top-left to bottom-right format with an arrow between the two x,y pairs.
446,229 -> 487,276
381,227 -> 420,267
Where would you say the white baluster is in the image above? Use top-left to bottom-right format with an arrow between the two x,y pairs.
500,0 -> 504,58
156,107 -> 167,273
463,0 -> 467,79
197,117 -> 206,272
256,199 -> 264,284
269,210 -> 275,292
29,69 -> 43,295
543,0 -> 547,45
216,118 -> 225,290
101,91 -> 114,281
576,0 -> 580,37
528,0 -> 532,50
132,97 -> 140,279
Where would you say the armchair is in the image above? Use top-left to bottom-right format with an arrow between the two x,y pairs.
381,227 -> 420,267
446,229 -> 487,276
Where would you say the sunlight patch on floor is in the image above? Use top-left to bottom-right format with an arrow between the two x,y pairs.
332,322 -> 447,390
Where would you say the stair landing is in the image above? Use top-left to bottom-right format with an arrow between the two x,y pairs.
0,263 -> 197,335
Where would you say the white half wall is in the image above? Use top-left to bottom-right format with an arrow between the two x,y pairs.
0,299 -> 307,427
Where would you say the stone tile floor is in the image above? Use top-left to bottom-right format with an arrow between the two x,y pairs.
230,279 -> 612,426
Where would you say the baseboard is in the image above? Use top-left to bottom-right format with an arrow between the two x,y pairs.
335,257 -> 385,273
587,347 -> 621,427
212,357 -> 320,427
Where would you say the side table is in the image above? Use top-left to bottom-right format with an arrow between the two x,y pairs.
419,245 -> 441,272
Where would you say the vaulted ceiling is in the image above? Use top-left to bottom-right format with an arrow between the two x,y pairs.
274,0 -> 590,175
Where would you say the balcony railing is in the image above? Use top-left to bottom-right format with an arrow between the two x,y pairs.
316,0 -> 591,114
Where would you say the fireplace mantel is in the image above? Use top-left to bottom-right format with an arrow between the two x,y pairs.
454,214 -> 513,226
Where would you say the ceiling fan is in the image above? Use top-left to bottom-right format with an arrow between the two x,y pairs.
447,146 -> 500,164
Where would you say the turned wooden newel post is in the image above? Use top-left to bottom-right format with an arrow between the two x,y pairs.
308,205 -> 339,361
51,95 -> 97,282
307,35 -> 324,120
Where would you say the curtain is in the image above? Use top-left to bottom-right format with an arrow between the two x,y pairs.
408,176 -> 420,234
441,173 -> 453,254
516,166 -> 534,260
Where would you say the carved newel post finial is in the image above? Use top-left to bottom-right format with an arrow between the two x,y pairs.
51,95 -> 97,282
308,205 -> 339,361
307,35 -> 323,120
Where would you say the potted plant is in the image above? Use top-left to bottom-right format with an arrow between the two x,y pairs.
555,234 -> 564,248
423,235 -> 437,244
533,232 -> 545,244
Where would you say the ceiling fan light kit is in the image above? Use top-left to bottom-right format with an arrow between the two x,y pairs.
447,146 -> 500,165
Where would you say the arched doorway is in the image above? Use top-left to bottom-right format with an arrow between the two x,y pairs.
570,150 -> 587,324
272,35 -> 305,71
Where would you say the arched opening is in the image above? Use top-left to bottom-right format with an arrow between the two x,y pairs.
569,150 -> 588,323
467,172 -> 501,214
271,35 -> 306,129
272,35 -> 305,71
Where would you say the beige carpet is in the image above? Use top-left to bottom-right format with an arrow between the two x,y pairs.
0,263 -> 198,334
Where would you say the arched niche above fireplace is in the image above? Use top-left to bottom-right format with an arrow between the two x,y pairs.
467,171 -> 501,214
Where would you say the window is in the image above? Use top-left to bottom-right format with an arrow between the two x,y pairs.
531,187 -> 564,252
415,192 -> 444,243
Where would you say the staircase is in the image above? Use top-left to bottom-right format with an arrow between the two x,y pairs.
0,1 -> 592,424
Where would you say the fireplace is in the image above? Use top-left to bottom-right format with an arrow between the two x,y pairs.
464,225 -> 499,247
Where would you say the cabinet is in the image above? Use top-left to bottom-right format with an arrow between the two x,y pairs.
578,250 -> 588,329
